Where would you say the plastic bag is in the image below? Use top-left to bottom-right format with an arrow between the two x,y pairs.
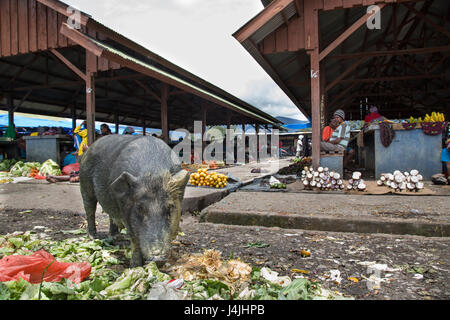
62,163 -> 80,176
147,280 -> 187,300
0,250 -> 91,284
269,176 -> 281,187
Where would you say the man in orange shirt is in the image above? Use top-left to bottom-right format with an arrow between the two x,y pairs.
322,118 -> 339,142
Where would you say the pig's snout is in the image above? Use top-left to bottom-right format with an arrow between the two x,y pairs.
145,256 -> 168,268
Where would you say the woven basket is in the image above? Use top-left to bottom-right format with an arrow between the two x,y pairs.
401,123 -> 417,130
421,122 -> 448,136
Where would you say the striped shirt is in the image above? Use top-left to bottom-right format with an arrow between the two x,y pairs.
330,122 -> 350,147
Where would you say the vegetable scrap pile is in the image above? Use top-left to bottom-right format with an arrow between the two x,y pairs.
0,231 -> 352,300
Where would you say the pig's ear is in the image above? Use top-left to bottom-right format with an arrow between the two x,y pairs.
167,170 -> 190,199
110,172 -> 138,197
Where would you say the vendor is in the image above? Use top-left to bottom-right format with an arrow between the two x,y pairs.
123,127 -> 137,135
99,124 -> 112,138
433,139 -> 450,185
74,121 -> 88,161
320,109 -> 355,169
322,118 -> 340,142
365,106 -> 386,123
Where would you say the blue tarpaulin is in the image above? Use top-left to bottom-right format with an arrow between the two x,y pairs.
0,114 -> 74,129
0,114 -> 141,134
283,122 -> 312,130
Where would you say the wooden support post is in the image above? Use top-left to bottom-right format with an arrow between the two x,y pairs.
255,124 -> 260,162
7,94 -> 14,126
306,6 -> 321,169
85,71 -> 95,145
85,50 -> 97,146
161,83 -> 169,143
114,113 -> 119,134
227,110 -> 231,130
202,105 -> 207,156
71,103 -> 76,132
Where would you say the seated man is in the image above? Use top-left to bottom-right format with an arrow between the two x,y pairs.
320,109 -> 355,168
322,118 -> 339,142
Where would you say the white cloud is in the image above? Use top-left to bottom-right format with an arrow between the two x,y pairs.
65,0 -> 306,120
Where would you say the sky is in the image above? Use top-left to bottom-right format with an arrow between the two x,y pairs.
64,0 -> 307,121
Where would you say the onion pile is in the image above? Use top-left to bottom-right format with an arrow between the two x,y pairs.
377,170 -> 424,192
301,166 -> 345,191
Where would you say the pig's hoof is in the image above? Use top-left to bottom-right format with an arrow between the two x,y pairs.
130,254 -> 144,267
88,232 -> 98,240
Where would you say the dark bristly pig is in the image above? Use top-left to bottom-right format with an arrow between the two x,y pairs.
79,135 -> 189,267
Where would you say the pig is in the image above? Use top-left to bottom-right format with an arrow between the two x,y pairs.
79,135 -> 189,267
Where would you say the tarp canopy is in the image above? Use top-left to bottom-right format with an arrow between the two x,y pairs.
0,114 -> 140,134
0,114 -> 73,129
283,122 -> 312,131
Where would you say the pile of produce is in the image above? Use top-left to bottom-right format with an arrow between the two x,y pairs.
181,163 -> 209,172
189,169 -> 228,189
38,159 -> 62,177
407,112 -> 446,123
301,167 -> 345,191
0,159 -> 62,182
347,171 -> 366,191
8,161 -> 42,177
0,159 -> 20,172
269,176 -> 287,190
0,230 -> 352,300
278,157 -> 312,175
377,170 -> 424,192
207,160 -> 225,170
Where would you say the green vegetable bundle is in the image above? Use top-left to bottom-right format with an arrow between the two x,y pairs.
0,159 -> 20,172
270,183 -> 287,190
39,160 -> 61,176
8,162 -> 42,177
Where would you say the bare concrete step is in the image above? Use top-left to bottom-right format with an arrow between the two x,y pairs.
201,192 -> 450,237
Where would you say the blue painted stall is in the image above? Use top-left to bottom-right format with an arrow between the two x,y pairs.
365,126 -> 442,180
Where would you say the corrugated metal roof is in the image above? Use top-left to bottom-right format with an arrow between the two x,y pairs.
236,0 -> 450,120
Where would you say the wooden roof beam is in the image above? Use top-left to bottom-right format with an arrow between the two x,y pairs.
319,4 -> 386,61
402,2 -> 450,38
327,45 -> 450,59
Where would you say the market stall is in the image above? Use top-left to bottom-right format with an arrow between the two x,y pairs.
362,122 -> 447,180
23,135 -> 73,165
0,138 -> 20,160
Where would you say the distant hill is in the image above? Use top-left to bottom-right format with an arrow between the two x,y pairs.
276,116 -> 310,125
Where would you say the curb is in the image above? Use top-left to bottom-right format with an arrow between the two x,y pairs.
200,210 -> 450,237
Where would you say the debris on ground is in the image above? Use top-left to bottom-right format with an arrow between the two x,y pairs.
0,233 -> 353,300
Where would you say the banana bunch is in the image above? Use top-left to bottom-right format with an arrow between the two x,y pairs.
408,112 -> 445,123
423,112 -> 445,122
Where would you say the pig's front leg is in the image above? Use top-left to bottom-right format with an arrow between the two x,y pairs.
109,218 -> 120,239
81,192 -> 98,239
130,237 -> 144,267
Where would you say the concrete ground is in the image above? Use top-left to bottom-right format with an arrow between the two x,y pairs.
201,190 -> 450,237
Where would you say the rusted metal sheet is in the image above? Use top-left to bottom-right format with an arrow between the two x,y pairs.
28,0 -> 38,52
261,14 -> 305,54
1,0 -> 12,56
18,0 -> 29,54
10,0 -> 19,55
